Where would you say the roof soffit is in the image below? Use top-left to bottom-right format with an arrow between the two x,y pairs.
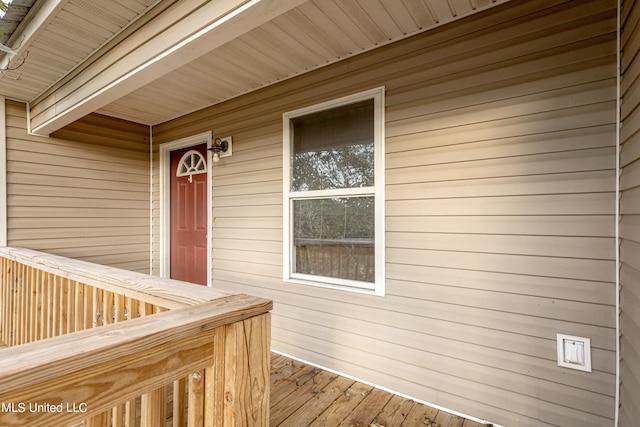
98,0 -> 515,127
0,0 -> 513,134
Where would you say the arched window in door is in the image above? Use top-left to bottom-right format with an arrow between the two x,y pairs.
176,150 -> 207,182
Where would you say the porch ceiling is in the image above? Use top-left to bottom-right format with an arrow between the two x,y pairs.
0,0 -> 510,132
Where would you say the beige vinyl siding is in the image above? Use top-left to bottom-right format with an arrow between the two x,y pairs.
620,0 -> 640,425
6,101 -> 151,272
153,1 -> 617,425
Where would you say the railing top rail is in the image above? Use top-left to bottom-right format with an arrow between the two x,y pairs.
0,293 -> 272,427
0,247 -> 229,309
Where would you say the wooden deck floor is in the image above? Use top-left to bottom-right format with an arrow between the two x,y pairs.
1,342 -> 485,427
270,353 -> 485,427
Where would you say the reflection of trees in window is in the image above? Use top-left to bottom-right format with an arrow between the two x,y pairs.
293,197 -> 374,241
292,144 -> 374,192
293,197 -> 375,282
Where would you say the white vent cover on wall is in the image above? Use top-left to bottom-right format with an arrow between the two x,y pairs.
557,334 -> 592,372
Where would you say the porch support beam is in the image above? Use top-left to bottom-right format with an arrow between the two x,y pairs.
27,0 -> 306,135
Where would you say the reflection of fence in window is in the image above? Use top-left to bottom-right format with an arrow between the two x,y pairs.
295,238 -> 374,283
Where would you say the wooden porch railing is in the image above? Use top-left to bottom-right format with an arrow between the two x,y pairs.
0,247 -> 272,427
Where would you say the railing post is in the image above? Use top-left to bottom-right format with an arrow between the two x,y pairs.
188,371 -> 205,426
173,378 -> 187,427
204,313 -> 271,426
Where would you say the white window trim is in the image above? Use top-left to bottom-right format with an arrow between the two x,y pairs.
282,87 -> 385,296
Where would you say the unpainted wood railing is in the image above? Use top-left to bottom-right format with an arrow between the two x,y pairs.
0,247 -> 272,427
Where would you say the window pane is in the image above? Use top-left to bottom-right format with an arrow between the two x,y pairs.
293,197 -> 374,283
291,99 -> 374,192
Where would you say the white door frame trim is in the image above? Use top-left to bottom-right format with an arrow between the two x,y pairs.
159,131 -> 213,286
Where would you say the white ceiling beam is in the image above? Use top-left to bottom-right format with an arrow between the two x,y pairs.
28,0 -> 306,135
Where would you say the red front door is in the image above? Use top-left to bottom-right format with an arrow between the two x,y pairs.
170,144 -> 208,285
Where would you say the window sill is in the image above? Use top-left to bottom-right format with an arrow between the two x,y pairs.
285,274 -> 385,297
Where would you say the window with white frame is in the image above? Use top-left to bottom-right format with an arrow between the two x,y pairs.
283,87 -> 385,295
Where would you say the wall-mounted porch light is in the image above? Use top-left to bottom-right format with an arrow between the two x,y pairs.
208,136 -> 232,162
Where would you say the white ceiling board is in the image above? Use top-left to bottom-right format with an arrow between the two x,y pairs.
98,0 -> 511,126
0,0 -> 510,128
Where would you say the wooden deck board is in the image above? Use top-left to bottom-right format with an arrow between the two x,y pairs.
270,353 -> 487,427
310,382 -> 375,427
0,347 -> 486,427
335,387 -> 393,427
399,400 -> 439,427
277,375 -> 355,427
375,394 -> 417,426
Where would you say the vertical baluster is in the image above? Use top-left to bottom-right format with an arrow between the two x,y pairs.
67,280 -> 76,334
8,258 -> 15,346
13,262 -> 20,345
111,403 -> 124,427
25,264 -> 32,343
19,263 -> 25,345
60,277 -> 69,336
187,371 -> 204,427
203,327 -> 228,426
141,388 -> 165,427
14,264 -> 25,345
36,269 -> 45,341
17,262 -> 26,345
46,272 -> 54,339
8,260 -> 16,346
83,284 -> 93,330
51,274 -> 60,338
92,286 -> 103,329
130,298 -> 141,320
103,290 -> 114,325
29,266 -> 38,343
203,364 -> 219,426
21,264 -> 31,345
173,378 -> 187,427
1,258 -> 13,346
74,282 -> 85,333
85,411 -> 110,427
123,399 -> 137,427
114,293 -> 125,322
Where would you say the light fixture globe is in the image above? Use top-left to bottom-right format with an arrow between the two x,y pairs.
208,137 -> 230,163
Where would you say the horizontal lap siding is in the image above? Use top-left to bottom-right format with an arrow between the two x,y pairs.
620,0 -> 640,425
152,1 -> 617,426
6,102 -> 151,272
